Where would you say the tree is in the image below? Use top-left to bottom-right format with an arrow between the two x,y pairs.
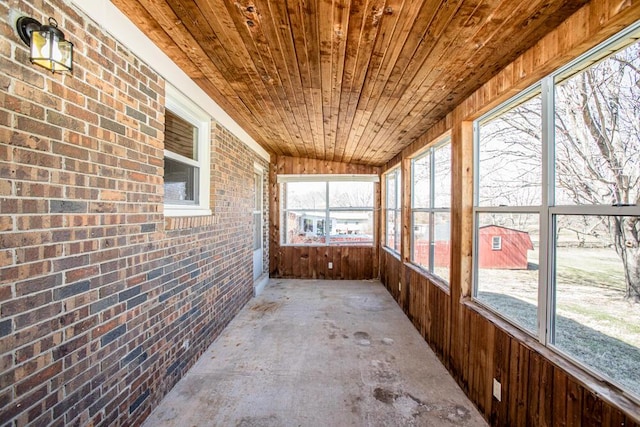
555,42 -> 640,301
479,40 -> 640,301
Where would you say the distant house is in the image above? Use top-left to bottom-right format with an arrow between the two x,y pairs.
478,225 -> 534,269
286,212 -> 373,244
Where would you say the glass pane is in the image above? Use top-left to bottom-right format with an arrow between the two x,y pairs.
285,182 -> 326,209
412,154 -> 430,209
386,172 -> 397,209
386,210 -> 400,252
329,181 -> 373,208
411,211 -> 430,270
433,212 -> 451,283
329,210 -> 373,245
555,40 -> 640,207
254,173 -> 262,210
478,93 -> 542,207
393,211 -> 401,253
282,210 -> 326,245
434,143 -> 451,208
164,157 -> 197,202
476,212 -> 539,334
253,212 -> 261,250
165,109 -> 197,160
553,214 -> 640,397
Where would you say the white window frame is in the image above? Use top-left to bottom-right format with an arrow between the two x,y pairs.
473,23 -> 640,398
278,174 -> 378,247
491,236 -> 502,251
164,84 -> 211,217
384,167 -> 402,255
410,138 -> 451,284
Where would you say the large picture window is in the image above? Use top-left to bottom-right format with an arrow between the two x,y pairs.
411,139 -> 451,284
474,26 -> 640,398
384,167 -> 401,254
164,85 -> 211,216
279,176 -> 376,246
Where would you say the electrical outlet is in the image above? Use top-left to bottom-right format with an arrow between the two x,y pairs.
328,262 -> 333,269
492,378 -> 501,401
182,339 -> 190,350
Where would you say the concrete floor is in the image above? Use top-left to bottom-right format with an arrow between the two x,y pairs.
143,280 -> 488,427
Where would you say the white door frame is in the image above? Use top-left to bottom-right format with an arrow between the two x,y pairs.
252,165 -> 264,284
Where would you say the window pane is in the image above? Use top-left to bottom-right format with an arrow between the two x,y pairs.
254,173 -> 262,210
165,109 -> 198,160
285,182 -> 326,209
164,157 -> 197,202
412,154 -> 430,209
553,214 -> 640,397
478,93 -> 542,207
253,212 -> 261,250
393,211 -> 401,252
386,211 -> 401,252
476,213 -> 539,334
329,211 -> 373,245
282,210 -> 326,245
434,144 -> 451,208
433,212 -> 451,282
386,173 -> 398,208
555,40 -> 640,206
411,211 -> 430,270
329,181 -> 373,208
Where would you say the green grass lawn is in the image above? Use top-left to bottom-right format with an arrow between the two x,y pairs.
477,246 -> 640,398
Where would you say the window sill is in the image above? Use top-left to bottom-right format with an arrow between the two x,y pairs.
404,262 -> 450,295
165,214 -> 216,230
164,206 -> 212,217
279,243 -> 374,248
382,246 -> 401,260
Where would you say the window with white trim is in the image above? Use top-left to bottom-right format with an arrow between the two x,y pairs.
279,175 -> 376,246
384,167 -> 401,254
474,24 -> 640,398
410,139 -> 451,284
164,85 -> 211,216
491,236 -> 502,251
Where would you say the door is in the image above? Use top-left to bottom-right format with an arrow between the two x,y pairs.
252,169 -> 263,281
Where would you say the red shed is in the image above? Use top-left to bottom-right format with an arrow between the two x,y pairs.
478,225 -> 534,269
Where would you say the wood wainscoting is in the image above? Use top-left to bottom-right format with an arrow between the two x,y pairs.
380,250 -> 640,426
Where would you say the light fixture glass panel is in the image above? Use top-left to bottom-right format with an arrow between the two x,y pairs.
30,30 -> 50,64
59,41 -> 72,69
30,28 -> 73,72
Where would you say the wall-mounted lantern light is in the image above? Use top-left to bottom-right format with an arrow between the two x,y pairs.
16,16 -> 73,73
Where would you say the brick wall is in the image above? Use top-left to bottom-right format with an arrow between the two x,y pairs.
0,1 -> 268,425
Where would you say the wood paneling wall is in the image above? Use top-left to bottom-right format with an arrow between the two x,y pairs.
269,156 -> 380,279
380,0 -> 640,425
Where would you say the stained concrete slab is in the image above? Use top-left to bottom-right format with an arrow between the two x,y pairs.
143,279 -> 488,427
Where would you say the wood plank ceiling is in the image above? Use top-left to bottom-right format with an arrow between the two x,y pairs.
113,0 -> 589,166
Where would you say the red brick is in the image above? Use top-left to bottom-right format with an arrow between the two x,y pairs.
0,231 -> 52,249
1,291 -> 52,316
52,140 -> 90,160
0,284 -> 11,301
0,215 -> 11,231
0,93 -> 45,119
15,182 -> 64,199
15,116 -> 62,140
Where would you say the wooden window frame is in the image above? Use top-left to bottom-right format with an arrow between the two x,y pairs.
472,23 -> 640,402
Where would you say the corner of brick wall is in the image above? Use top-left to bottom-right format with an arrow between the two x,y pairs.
0,1 -> 265,425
